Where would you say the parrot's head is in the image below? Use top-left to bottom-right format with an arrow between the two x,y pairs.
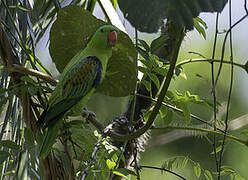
90,25 -> 119,49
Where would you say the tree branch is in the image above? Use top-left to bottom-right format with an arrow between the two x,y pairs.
7,64 -> 58,86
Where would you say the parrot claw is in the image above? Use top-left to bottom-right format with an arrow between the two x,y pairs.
82,107 -> 96,123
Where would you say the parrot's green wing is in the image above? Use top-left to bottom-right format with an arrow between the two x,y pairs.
38,56 -> 102,127
38,56 -> 102,158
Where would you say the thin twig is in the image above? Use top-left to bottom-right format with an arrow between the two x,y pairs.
139,165 -> 186,180
218,1 -> 235,179
129,27 -> 139,124
188,51 -> 207,58
244,0 -> 248,15
133,141 -> 141,180
176,58 -> 245,71
211,12 -> 220,174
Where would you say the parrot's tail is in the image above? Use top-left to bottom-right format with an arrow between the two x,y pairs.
39,118 -> 63,158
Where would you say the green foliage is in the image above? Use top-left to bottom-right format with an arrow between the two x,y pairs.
165,90 -> 211,124
19,76 -> 53,97
161,157 -> 208,179
86,0 -> 97,12
0,140 -> 21,152
204,170 -> 213,180
118,0 -> 227,32
69,123 -> 98,162
137,38 -> 169,93
0,151 -> 10,164
159,105 -> 174,126
49,5 -> 137,97
212,165 -> 246,180
26,46 -> 52,75
110,0 -> 118,8
193,162 -> 201,178
159,156 -> 246,180
150,35 -> 169,55
210,145 -> 222,155
181,156 -> 189,168
193,17 -> 208,39
113,168 -> 137,178
53,122 -> 134,179
137,38 -> 213,125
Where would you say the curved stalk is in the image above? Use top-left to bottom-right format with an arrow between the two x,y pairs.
177,58 -> 246,72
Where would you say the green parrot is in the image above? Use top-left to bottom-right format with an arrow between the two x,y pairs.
37,25 -> 119,158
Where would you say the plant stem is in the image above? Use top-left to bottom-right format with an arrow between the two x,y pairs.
139,165 -> 186,180
176,58 -> 245,72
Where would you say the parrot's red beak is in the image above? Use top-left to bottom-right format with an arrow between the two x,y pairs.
108,30 -> 118,47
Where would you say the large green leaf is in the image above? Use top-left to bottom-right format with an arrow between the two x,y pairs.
118,0 -> 228,33
49,5 -> 137,97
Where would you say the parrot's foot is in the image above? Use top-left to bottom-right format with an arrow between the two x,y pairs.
82,108 -> 96,123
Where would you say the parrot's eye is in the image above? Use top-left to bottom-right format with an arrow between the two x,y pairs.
100,29 -> 104,33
